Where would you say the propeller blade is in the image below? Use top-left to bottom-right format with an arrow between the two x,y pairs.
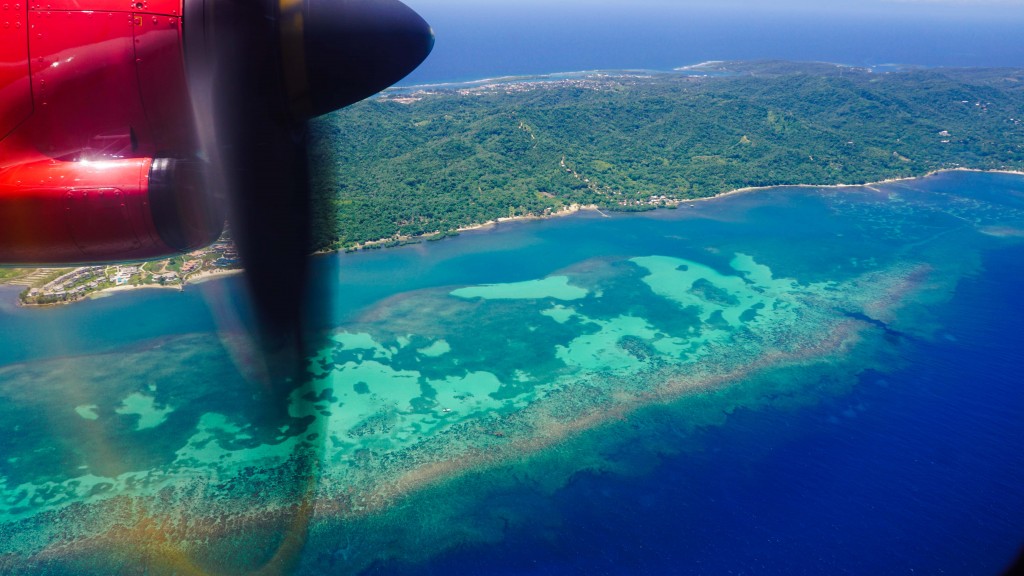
295,0 -> 436,118
177,0 -> 432,568
185,0 -> 433,370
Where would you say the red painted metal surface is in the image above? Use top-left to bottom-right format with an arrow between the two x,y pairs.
0,0 -> 204,264
31,0 -> 180,15
0,2 -> 31,141
0,158 -> 174,262
28,9 -> 145,159
134,11 -> 192,153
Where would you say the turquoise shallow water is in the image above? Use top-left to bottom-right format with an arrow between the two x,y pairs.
1,171 -> 1023,574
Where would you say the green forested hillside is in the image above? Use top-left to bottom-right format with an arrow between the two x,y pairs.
309,61 -> 1024,250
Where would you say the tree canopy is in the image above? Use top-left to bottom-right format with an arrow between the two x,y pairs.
309,61 -> 1024,251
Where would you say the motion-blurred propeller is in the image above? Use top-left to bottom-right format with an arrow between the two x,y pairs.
185,0 -> 433,385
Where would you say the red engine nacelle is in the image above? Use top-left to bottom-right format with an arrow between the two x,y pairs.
1,0 -> 435,268
0,0 -> 222,265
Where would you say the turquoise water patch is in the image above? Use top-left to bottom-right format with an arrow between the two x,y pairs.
451,275 -> 588,300
631,255 -> 802,328
541,304 -> 577,324
418,339 -> 452,357
74,405 -> 99,421
0,248 -> 942,543
115,392 -> 173,431
555,314 -> 663,373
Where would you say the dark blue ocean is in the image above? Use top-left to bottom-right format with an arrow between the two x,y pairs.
376,243 -> 1024,576
401,3 -> 1024,85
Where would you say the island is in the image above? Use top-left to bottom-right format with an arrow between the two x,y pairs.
308,60 -> 1024,250
3,60 -> 1023,304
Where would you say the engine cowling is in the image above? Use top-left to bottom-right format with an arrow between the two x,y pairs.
0,0 -> 223,265
0,157 -> 223,264
1,0 -> 433,269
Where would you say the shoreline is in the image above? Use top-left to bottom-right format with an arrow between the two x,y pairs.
85,283 -> 183,300
448,202 -> 601,233
5,168 -> 1022,308
677,167 -> 1024,206
391,60 -> 930,93
10,268 -> 244,308
347,167 -> 1024,248
184,268 -> 245,285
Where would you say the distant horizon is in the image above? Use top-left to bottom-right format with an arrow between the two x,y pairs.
394,59 -> 991,90
399,2 -> 1024,85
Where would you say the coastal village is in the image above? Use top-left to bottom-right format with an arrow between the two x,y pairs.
5,237 -> 240,307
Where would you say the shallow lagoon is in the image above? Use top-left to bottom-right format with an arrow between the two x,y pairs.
1,171 -> 1023,574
